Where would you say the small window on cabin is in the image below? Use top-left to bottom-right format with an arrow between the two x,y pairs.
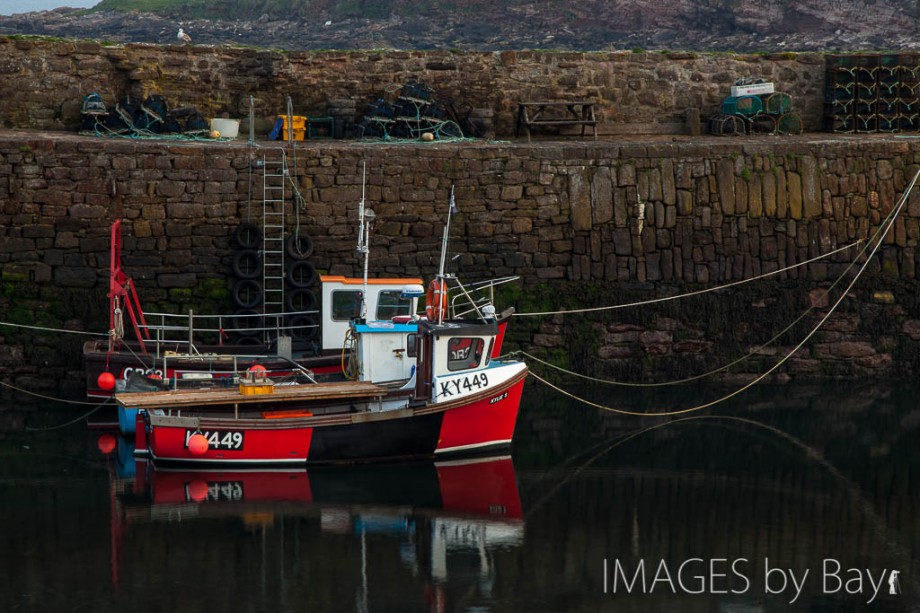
485,338 -> 494,366
447,337 -> 484,371
376,290 -> 412,321
407,333 -> 417,358
331,290 -> 362,321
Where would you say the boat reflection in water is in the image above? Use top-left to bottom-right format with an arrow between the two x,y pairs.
109,444 -> 523,610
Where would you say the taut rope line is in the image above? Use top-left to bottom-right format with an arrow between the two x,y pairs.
0,321 -> 107,336
513,240 -> 862,317
525,169 -> 919,416
518,218 -> 875,387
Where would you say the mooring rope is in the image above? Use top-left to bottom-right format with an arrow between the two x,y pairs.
23,397 -> 115,431
524,169 -> 919,416
517,221 -> 873,387
0,378 -> 110,406
513,239 -> 864,317
0,320 -> 107,337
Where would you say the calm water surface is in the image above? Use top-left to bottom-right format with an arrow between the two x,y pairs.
1,381 -> 918,612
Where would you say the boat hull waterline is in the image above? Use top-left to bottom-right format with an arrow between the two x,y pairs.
136,366 -> 527,467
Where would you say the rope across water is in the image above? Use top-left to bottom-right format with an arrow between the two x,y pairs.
522,169 -> 920,416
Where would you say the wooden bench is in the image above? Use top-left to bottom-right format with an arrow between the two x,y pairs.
515,101 -> 598,142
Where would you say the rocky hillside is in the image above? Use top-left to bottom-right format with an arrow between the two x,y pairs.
0,0 -> 918,51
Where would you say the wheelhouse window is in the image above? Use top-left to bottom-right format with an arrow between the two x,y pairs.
376,289 -> 412,321
447,337 -> 485,371
331,290 -> 362,321
407,333 -> 418,358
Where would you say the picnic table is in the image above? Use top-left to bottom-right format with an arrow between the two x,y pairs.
515,101 -> 598,142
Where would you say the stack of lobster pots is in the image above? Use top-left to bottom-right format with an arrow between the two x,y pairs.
229,222 -> 319,349
825,54 -> 920,134
709,80 -> 802,136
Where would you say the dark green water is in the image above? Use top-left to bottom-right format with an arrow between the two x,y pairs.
1,381 -> 917,612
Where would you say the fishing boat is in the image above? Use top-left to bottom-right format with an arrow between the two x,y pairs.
119,189 -> 528,467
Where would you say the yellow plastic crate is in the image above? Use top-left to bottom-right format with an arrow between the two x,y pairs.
239,380 -> 275,395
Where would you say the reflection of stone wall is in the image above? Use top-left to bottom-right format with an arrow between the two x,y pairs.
2,131 -> 920,391
0,37 -> 827,135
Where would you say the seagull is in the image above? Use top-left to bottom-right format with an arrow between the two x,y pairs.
177,28 -> 192,44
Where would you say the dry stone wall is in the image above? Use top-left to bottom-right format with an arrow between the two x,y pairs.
0,37 -> 827,136
2,131 -> 920,394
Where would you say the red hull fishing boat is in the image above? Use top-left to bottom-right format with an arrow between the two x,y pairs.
119,187 -> 528,466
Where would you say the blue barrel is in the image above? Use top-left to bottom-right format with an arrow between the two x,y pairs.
118,406 -> 138,435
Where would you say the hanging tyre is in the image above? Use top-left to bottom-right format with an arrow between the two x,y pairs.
232,249 -> 262,279
287,259 -> 317,288
232,222 -> 261,250
233,335 -> 264,346
288,314 -> 319,341
232,308 -> 262,337
232,279 -> 263,309
285,288 -> 317,313
286,233 -> 314,260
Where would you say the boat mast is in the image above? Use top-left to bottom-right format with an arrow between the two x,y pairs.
437,184 -> 455,279
355,162 -> 374,320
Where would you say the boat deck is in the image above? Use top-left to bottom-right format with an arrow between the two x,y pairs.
116,380 -> 385,410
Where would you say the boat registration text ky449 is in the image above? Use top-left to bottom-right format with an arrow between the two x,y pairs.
184,430 -> 245,450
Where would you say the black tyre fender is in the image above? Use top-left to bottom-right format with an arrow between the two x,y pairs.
287,259 -> 317,288
285,288 -> 317,313
231,222 -> 261,250
231,279 -> 263,309
232,308 -> 262,337
288,314 -> 319,341
286,233 -> 314,260
232,249 -> 262,279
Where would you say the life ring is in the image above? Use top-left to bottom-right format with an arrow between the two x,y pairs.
425,278 -> 448,321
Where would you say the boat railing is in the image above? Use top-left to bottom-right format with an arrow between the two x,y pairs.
160,352 -> 318,386
448,276 -> 520,320
131,308 -> 321,359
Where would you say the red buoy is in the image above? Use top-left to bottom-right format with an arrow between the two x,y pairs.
187,480 -> 210,502
187,433 -> 209,456
248,364 -> 267,373
97,433 -> 116,455
97,371 -> 116,391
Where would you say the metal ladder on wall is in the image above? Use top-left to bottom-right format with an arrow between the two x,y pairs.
261,149 -> 287,337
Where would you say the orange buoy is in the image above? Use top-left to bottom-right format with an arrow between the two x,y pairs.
97,371 -> 116,391
187,433 -> 209,456
187,480 -> 210,502
97,433 -> 116,455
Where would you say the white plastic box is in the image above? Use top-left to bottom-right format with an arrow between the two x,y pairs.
730,82 -> 775,97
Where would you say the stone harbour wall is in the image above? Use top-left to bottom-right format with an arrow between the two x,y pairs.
2,131 -> 920,396
0,36 -> 828,136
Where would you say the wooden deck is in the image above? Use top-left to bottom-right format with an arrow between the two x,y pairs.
116,380 -> 385,410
